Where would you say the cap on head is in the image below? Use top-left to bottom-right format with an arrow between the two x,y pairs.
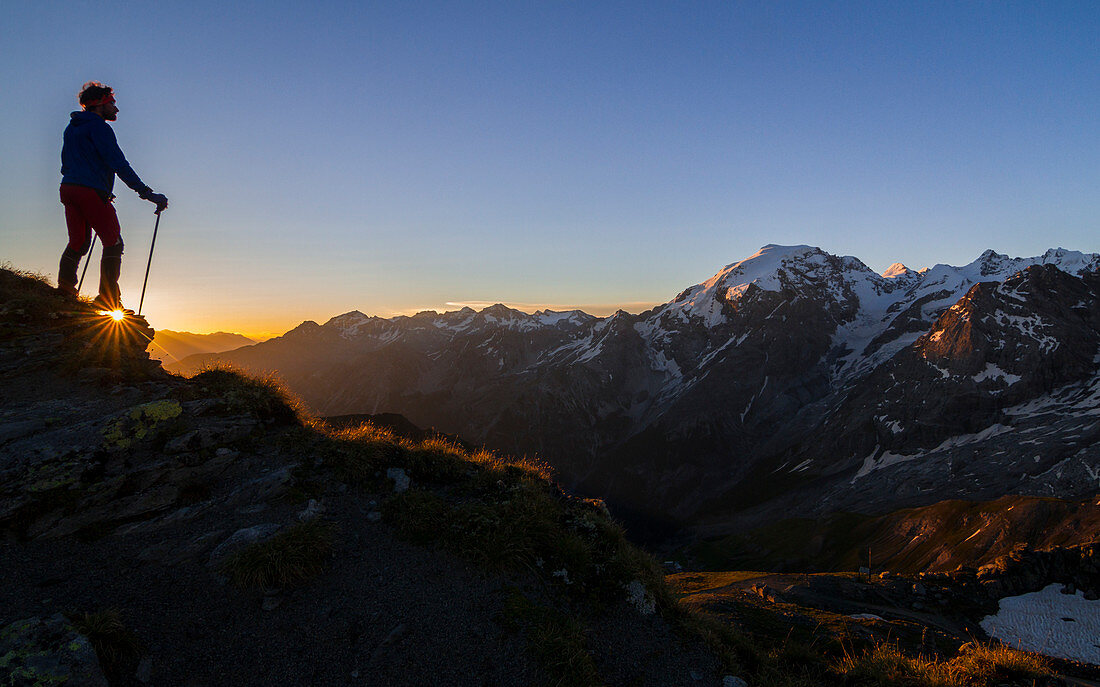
79,81 -> 115,109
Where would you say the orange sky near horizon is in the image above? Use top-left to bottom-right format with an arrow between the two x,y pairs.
155,299 -> 665,341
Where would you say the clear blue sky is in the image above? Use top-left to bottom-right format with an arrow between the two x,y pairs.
2,1 -> 1098,337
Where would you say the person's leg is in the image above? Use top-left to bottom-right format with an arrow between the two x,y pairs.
58,185 -> 94,296
98,239 -> 125,310
59,186 -> 124,308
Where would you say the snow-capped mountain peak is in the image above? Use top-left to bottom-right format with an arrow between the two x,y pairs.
882,262 -> 913,279
175,243 -> 1100,530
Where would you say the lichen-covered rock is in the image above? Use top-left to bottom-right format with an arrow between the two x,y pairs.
102,400 -> 183,450
0,614 -> 107,687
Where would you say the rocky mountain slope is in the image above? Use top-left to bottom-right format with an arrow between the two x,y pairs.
170,245 -> 1100,531
688,494 -> 1100,575
4,267 -> 1096,685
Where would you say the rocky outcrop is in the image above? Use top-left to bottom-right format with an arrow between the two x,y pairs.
976,543 -> 1100,600
0,615 -> 106,687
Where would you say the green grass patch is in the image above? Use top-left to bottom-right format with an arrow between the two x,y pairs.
184,365 -> 303,425
220,519 -> 336,588
502,588 -> 602,687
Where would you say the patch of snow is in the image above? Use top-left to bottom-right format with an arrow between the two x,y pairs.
930,424 -> 1014,451
851,424 -> 1014,482
993,311 -> 1058,351
741,376 -> 768,422
973,363 -> 1022,385
980,583 -> 1100,664
649,349 -> 682,378
852,448 -> 917,482
574,341 -> 603,364
926,361 -> 952,379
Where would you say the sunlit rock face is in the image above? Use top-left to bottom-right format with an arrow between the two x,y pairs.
170,246 -> 1100,528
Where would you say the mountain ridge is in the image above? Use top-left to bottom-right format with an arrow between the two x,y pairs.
149,329 -> 256,363
168,245 -> 1100,535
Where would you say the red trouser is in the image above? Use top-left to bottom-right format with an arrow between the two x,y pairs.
60,184 -> 122,250
58,184 -> 124,306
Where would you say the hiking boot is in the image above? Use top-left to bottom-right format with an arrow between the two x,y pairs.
55,282 -> 79,299
92,295 -> 134,315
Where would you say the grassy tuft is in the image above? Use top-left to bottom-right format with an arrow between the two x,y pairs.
502,588 -> 602,687
941,641 -> 1050,685
835,643 -> 939,686
832,640 -> 1052,686
0,265 -> 70,327
313,420 -> 400,487
67,608 -> 142,673
403,436 -> 470,482
220,519 -> 336,588
187,365 -> 303,425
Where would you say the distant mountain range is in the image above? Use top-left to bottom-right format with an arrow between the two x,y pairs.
169,245 -> 1100,533
151,330 -> 255,363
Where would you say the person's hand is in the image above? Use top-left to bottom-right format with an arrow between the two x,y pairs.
148,193 -> 168,213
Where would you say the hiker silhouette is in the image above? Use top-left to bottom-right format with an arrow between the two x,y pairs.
57,81 -> 168,312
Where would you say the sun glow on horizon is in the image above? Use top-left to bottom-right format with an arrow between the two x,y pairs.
97,309 -> 126,322
149,300 -> 665,340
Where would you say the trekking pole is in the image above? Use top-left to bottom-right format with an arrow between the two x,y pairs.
137,209 -> 162,317
76,234 -> 99,293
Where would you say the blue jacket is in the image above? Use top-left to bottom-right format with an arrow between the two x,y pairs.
61,111 -> 151,197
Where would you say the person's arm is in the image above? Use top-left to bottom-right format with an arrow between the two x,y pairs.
92,121 -> 168,210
